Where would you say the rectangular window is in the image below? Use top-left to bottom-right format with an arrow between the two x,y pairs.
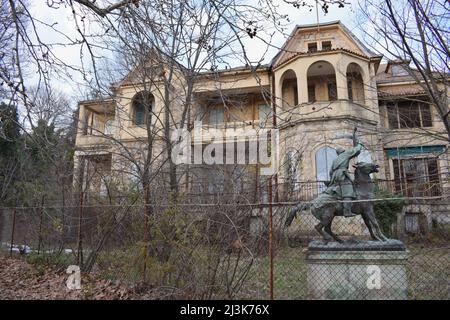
307,42 -> 317,53
327,81 -> 337,101
308,85 -> 316,102
209,106 -> 224,125
322,41 -> 332,51
420,102 -> 432,127
134,105 -> 145,125
386,102 -> 398,129
392,157 -> 441,197
385,100 -> 433,129
398,101 -> 420,128
258,104 -> 272,127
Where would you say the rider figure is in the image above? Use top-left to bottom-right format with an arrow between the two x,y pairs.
325,127 -> 363,218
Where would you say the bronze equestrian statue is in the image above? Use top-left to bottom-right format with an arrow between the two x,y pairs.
285,128 -> 388,242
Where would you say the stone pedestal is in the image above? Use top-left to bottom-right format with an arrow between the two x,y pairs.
306,239 -> 409,300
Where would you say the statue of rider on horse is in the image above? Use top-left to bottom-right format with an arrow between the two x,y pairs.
324,127 -> 362,218
285,127 -> 388,243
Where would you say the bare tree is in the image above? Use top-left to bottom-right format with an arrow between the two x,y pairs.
359,0 -> 450,142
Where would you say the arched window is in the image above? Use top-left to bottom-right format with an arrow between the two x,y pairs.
307,61 -> 337,102
346,63 -> 365,104
315,146 -> 337,192
132,91 -> 154,126
280,69 -> 298,109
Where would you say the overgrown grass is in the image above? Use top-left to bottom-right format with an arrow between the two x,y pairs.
241,244 -> 448,300
406,244 -> 450,300
239,247 -> 308,299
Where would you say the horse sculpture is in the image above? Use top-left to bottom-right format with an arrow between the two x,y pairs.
285,162 -> 388,243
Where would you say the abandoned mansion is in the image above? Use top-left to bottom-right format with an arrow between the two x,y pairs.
74,21 -> 450,235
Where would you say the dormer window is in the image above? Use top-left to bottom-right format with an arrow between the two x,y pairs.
308,42 -> 317,53
322,41 -> 332,51
391,65 -> 409,76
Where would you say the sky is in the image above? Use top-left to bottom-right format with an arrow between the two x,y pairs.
242,0 -> 361,64
27,0 -> 364,104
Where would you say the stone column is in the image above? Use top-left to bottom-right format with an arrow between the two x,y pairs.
274,74 -> 284,112
298,69 -> 308,104
335,69 -> 348,100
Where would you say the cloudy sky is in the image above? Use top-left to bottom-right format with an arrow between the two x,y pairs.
28,0 -> 364,103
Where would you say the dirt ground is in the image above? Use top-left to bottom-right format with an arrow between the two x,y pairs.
0,254 -> 130,300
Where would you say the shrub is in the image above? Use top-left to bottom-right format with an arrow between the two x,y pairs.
373,188 -> 405,236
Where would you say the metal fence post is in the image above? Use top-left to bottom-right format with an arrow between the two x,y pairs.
268,177 -> 274,300
37,201 -> 44,255
9,209 -> 16,258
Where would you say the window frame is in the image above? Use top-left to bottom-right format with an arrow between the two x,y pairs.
208,106 -> 225,125
258,103 -> 272,128
131,92 -> 153,126
308,84 -> 316,103
385,99 -> 433,129
133,103 -> 146,126
327,81 -> 338,101
392,156 -> 441,197
321,41 -> 332,51
307,42 -> 318,53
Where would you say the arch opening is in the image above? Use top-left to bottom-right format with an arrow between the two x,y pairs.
307,61 -> 337,102
280,69 -> 298,109
346,63 -> 365,104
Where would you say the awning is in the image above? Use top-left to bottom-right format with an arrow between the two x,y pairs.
385,145 -> 445,158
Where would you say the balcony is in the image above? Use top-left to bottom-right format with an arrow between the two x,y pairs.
280,99 -> 377,125
76,100 -> 115,147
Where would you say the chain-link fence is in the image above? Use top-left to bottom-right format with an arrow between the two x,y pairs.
0,193 -> 449,299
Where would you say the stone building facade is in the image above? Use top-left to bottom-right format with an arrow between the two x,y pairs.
74,21 -> 449,233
